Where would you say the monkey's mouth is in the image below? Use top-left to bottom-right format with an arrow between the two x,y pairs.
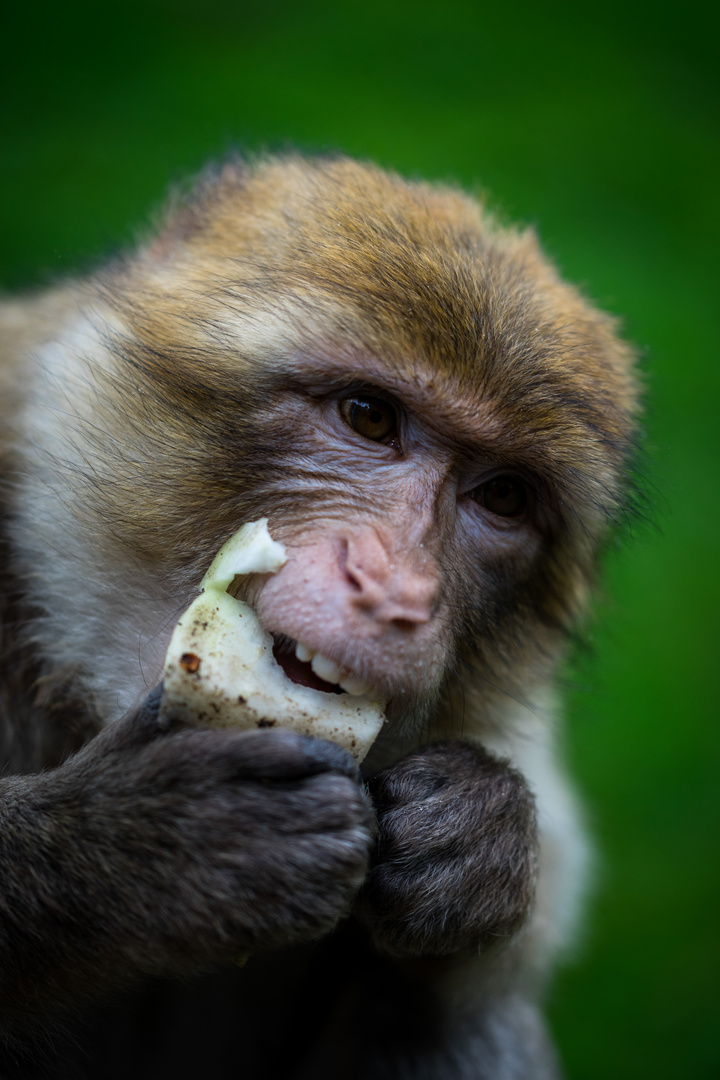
271,636 -> 373,697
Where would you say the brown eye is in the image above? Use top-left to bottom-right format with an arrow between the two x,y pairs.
340,396 -> 397,442
476,475 -> 528,518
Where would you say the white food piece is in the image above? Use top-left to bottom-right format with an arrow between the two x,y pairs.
159,519 -> 387,762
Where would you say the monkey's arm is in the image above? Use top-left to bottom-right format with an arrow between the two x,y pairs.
0,689 -> 372,1037
357,740 -> 538,958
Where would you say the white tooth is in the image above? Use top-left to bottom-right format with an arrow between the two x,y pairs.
295,642 -> 315,663
311,653 -> 344,685
338,674 -> 372,697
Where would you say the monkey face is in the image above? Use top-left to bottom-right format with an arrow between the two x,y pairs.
239,369 -> 549,723
11,157 -> 638,736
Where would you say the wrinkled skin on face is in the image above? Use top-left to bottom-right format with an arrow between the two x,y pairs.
229,365 -> 552,746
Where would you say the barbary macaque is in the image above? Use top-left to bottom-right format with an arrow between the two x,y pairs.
0,156 -> 638,1078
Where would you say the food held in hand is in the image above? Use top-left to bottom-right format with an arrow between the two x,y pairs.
159,519 -> 386,762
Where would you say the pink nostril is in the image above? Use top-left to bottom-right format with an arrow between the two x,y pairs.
341,551 -> 363,593
382,580 -> 438,626
343,536 -> 390,597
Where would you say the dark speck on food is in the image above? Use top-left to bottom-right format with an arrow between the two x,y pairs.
179,653 -> 201,674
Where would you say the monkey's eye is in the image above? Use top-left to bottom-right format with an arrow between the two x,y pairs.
474,475 -> 528,518
339,396 -> 397,442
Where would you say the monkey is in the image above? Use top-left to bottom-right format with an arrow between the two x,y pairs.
0,155 -> 638,1079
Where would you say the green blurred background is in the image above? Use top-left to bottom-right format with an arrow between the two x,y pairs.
2,0 -> 718,1075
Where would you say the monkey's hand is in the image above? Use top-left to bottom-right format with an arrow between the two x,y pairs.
356,740 -> 538,958
0,686 -> 372,1033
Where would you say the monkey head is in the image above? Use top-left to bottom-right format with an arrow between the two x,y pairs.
12,156 -> 639,746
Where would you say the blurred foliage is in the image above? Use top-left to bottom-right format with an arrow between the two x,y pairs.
1,0 -> 718,1076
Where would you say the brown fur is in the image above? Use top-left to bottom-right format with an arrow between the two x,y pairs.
0,155 -> 638,1078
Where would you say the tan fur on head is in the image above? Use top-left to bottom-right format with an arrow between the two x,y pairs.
95,157 -> 636,548
5,155 -> 638,735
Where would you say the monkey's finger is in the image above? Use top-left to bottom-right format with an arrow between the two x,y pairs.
95,682 -> 167,748
183,727 -> 362,783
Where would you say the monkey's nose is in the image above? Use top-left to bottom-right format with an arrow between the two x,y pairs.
341,530 -> 439,626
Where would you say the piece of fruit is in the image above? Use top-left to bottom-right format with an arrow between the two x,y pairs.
159,519 -> 386,762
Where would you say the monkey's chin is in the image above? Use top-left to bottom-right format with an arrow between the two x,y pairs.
159,520 -> 387,763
